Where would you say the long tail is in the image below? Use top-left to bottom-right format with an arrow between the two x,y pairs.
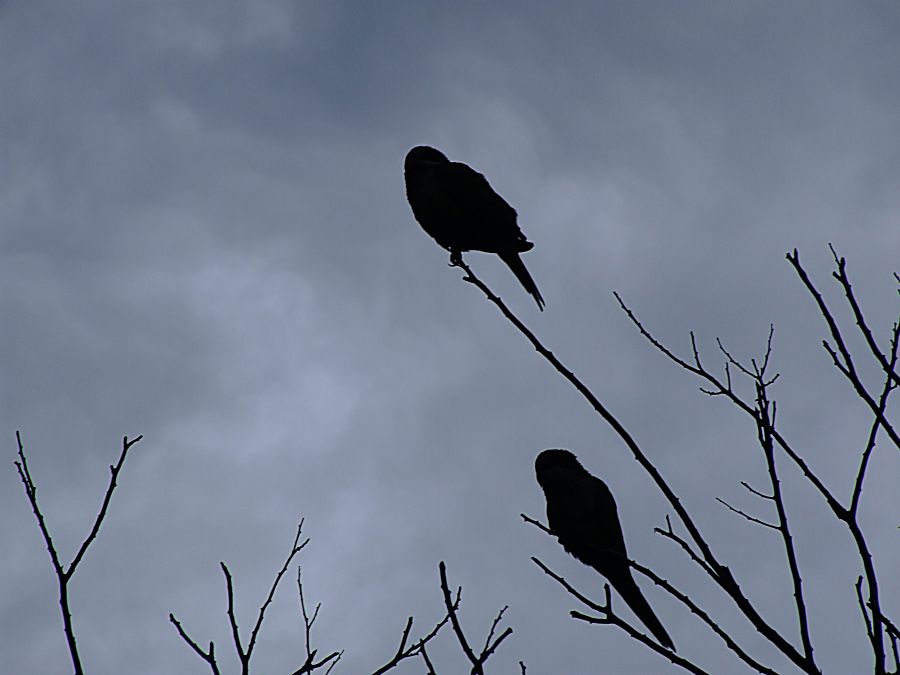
498,250 -> 545,311
611,572 -> 675,650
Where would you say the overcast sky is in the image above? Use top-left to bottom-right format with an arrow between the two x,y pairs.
3,2 -> 899,673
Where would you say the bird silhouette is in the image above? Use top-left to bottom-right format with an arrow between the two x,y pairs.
404,146 -> 544,310
535,449 -> 675,650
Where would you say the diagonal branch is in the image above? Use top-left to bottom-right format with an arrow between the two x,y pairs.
615,293 -> 845,519
654,516 -> 718,581
630,559 -> 779,675
247,520 -> 311,659
532,558 -> 710,675
370,575 -> 459,674
523,515 -> 779,675
169,613 -> 222,675
453,259 -> 812,672
850,322 -> 900,516
788,249 -> 900,452
715,497 -> 779,530
829,244 -> 900,388
67,435 -> 143,576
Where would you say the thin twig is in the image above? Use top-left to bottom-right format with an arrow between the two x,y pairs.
247,521 -> 311,660
520,512 -> 553,536
654,516 -> 718,581
168,614 -> 222,675
715,497 -> 779,530
741,481 -> 774,501
857,577 -> 875,644
294,566 -> 342,674
370,580 -> 459,674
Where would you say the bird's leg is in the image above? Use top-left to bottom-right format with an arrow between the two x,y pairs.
449,249 -> 463,267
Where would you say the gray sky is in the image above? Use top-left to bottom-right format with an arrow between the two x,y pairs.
2,2 -> 899,673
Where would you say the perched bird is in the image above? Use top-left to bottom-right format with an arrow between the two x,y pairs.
404,145 -> 545,310
535,449 -> 675,650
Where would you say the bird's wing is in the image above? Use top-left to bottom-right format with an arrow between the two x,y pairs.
550,475 -> 629,572
428,162 -> 530,252
584,475 -> 629,563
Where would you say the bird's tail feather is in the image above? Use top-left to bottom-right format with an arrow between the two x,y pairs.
612,572 -> 675,650
498,251 -> 545,311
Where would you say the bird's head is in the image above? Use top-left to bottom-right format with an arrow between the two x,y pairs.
535,449 -> 587,491
405,146 -> 450,172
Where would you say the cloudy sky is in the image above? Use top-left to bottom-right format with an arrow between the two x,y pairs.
3,2 -> 899,673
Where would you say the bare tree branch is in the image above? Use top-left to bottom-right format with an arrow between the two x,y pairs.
523,515 -> 779,674
654,516 -> 718,582
787,249 -> 893,674
438,560 -> 513,675
858,576 -> 875,645
419,643 -> 437,675
532,558 -> 710,674
741,481 -> 774,501
828,244 -> 900,388
454,259 -> 812,671
616,267 -> 895,674
714,497 -> 779,530
293,566 -> 342,675
172,520 -> 323,675
520,512 -> 553,536
754,384 -> 814,667
850,322 -> 900,517
15,432 -> 142,675
370,578 -> 459,674
615,291 -> 844,516
247,521 -> 311,660
168,613 -> 222,675
788,249 -> 900,453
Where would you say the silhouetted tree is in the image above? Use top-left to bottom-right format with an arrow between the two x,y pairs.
453,247 -> 898,674
14,435 -> 518,674
15,246 -> 898,674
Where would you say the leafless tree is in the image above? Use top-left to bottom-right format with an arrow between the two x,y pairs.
15,435 -> 517,673
455,246 -> 898,674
